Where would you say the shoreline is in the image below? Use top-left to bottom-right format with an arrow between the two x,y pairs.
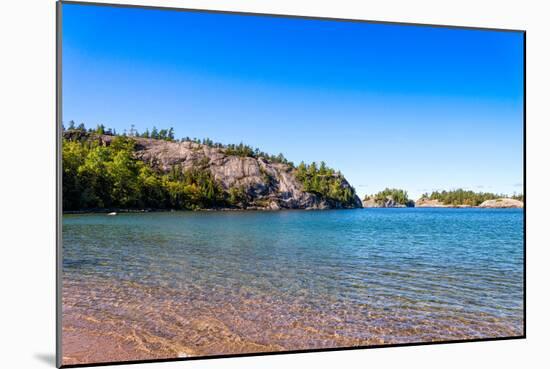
62,207 -> 358,214
63,206 -> 524,215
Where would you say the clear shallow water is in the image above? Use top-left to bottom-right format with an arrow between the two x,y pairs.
62,209 -> 524,364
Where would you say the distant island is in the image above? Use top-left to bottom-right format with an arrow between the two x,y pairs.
62,123 -> 362,212
363,188 -> 523,208
362,188 -> 415,208
416,190 -> 523,208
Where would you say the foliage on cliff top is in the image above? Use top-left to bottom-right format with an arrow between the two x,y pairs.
63,122 -> 293,166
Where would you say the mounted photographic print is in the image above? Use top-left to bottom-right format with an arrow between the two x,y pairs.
57,1 -> 525,367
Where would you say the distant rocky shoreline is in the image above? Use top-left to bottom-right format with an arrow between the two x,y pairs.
362,197 -> 524,209
415,197 -> 523,208
64,196 -> 524,215
361,187 -> 524,209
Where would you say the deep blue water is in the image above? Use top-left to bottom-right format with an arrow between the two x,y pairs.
62,208 -> 524,358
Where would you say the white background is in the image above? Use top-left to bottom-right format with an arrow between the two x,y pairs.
1,0 -> 548,368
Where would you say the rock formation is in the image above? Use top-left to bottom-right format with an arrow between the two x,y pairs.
67,132 -> 362,210
478,198 -> 524,208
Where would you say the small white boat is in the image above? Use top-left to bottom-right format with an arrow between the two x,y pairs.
107,212 -> 117,216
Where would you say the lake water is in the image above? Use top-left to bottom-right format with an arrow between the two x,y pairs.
62,208 -> 524,365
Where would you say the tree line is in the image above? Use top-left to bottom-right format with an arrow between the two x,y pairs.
420,189 -> 524,206
361,188 -> 524,207
63,122 -> 293,166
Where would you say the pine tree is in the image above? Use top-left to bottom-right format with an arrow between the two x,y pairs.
151,126 -> 159,139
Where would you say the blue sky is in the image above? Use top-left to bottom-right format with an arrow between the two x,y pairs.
62,3 -> 524,199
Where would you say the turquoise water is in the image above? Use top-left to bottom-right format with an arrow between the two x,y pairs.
62,208 -> 524,362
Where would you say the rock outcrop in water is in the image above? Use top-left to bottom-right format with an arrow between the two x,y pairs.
362,197 -> 410,208
478,198 -> 524,208
63,131 -> 362,210
415,198 -> 460,208
415,197 -> 524,208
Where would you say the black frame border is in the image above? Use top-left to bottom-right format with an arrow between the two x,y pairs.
56,1 -> 527,368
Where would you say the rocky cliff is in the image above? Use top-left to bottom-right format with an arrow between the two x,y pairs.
66,131 -> 362,210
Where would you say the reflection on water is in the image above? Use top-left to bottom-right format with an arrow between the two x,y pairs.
62,209 -> 524,365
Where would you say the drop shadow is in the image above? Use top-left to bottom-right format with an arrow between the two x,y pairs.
34,353 -> 56,367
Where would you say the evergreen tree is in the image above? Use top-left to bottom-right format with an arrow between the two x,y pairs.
151,126 -> 159,139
